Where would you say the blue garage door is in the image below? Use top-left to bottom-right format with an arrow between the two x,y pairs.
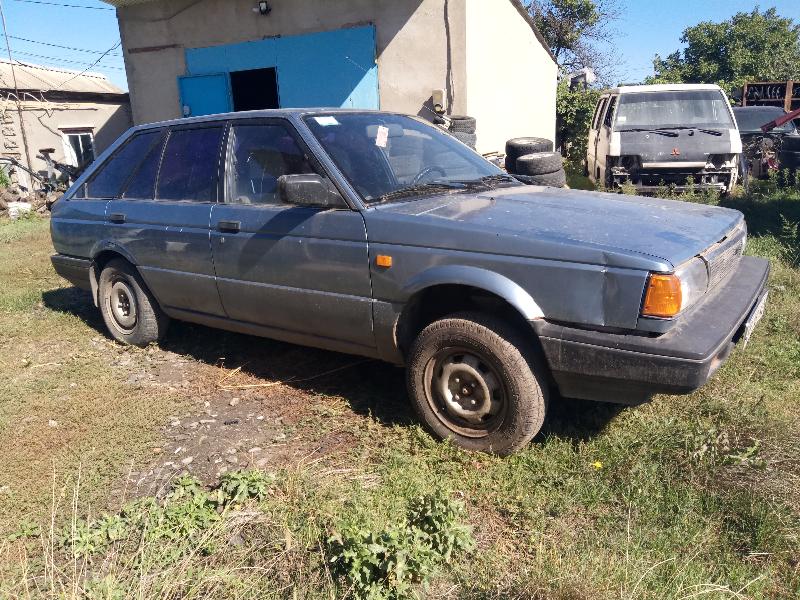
180,25 -> 379,117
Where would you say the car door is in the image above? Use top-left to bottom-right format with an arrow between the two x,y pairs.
209,118 -> 374,351
587,96 -> 607,181
106,123 -> 226,317
595,95 -> 618,184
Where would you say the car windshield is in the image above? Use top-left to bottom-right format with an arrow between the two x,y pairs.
304,113 -> 513,203
615,90 -> 735,130
733,107 -> 796,133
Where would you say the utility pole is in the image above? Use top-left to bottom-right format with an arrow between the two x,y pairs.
0,0 -> 34,188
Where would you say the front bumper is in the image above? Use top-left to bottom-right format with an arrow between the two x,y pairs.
533,256 -> 770,405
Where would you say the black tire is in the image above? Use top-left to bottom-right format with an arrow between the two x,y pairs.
448,115 -> 476,132
98,258 -> 169,347
452,131 -> 477,148
515,152 -> 563,176
525,169 -> 567,188
505,137 -> 554,172
407,312 -> 548,456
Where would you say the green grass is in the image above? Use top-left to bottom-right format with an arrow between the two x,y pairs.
0,189 -> 798,599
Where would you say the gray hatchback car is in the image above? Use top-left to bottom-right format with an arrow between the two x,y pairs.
50,109 -> 770,455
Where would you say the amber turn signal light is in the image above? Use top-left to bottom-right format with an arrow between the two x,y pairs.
376,255 -> 393,268
642,273 -> 682,318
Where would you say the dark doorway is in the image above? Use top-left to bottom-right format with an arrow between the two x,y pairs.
231,67 -> 279,112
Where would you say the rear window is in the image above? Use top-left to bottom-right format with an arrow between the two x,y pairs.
156,126 -> 224,202
86,131 -> 160,198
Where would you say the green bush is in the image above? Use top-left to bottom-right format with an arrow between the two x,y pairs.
556,80 -> 601,167
327,490 -> 474,599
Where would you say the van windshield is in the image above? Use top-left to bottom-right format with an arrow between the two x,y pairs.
615,90 -> 734,131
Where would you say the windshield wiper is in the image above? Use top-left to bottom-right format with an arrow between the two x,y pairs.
618,127 -> 679,137
653,126 -> 724,137
373,181 -> 466,203
452,174 -> 521,188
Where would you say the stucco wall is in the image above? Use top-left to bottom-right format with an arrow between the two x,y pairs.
118,0 -> 469,124
3,99 -> 131,189
464,0 -> 557,154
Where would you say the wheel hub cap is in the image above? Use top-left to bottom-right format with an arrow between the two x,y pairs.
110,281 -> 137,330
435,353 -> 502,426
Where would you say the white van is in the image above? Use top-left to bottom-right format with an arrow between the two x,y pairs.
587,84 -> 741,194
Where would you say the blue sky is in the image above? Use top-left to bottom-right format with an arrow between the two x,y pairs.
0,0 -> 797,92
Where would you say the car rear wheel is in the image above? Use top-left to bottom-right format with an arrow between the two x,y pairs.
98,258 -> 169,347
407,312 -> 548,455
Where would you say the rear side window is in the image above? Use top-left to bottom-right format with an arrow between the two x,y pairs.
603,97 -> 618,128
86,131 -> 160,198
157,126 -> 224,202
123,132 -> 166,199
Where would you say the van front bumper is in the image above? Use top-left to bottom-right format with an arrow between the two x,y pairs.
533,256 -> 770,405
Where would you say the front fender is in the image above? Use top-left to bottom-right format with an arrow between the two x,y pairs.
401,265 -> 544,320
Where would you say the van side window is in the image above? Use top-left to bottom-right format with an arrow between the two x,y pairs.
227,123 -> 314,205
157,126 -> 225,202
86,131 -> 161,198
122,132 -> 166,200
592,98 -> 607,130
603,97 -> 618,128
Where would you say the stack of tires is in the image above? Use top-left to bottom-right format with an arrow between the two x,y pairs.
504,137 -> 566,188
448,115 -> 477,150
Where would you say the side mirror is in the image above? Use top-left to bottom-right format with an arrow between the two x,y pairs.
278,174 -> 346,208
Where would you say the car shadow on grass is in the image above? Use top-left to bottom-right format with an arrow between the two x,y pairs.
42,286 -> 627,443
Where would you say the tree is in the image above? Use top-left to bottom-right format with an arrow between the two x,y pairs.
556,80 -> 600,163
525,0 -> 620,78
649,8 -> 800,93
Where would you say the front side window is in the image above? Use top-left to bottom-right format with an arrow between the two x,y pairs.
227,123 -> 314,205
615,91 -> 735,130
157,126 -> 224,202
304,113 -> 509,203
86,131 -> 160,199
603,97 -> 618,128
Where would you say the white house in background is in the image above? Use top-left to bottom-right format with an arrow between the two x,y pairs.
102,0 -> 558,154
0,60 -> 131,190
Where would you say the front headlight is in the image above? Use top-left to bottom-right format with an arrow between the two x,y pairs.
675,257 -> 709,311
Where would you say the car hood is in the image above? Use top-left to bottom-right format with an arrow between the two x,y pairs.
365,185 -> 744,270
619,128 -> 737,164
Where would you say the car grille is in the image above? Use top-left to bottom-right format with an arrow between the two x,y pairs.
702,224 -> 746,290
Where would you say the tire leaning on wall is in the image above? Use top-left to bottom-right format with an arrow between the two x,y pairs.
516,169 -> 567,188
452,131 -> 477,148
448,115 -> 477,133
515,152 -> 563,177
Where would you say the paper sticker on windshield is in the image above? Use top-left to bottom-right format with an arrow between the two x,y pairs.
375,125 -> 389,148
617,115 -> 627,122
314,116 -> 340,127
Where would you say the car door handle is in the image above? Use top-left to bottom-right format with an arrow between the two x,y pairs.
217,220 -> 241,233
108,213 -> 126,224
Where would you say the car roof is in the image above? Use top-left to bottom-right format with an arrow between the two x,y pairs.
607,83 -> 724,95
131,108 -> 408,132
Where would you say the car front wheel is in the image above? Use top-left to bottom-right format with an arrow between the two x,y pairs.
407,312 -> 548,456
98,258 -> 169,347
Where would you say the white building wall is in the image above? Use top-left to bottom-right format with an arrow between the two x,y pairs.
464,0 -> 557,154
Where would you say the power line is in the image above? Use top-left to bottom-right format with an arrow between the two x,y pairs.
9,49 -> 123,69
49,39 -> 121,91
8,34 -> 121,55
9,0 -> 114,10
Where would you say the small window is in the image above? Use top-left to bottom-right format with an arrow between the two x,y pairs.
592,98 -> 608,130
122,132 -> 166,199
227,123 -> 313,205
86,131 -> 160,199
63,131 -> 95,167
603,96 -> 618,128
157,126 -> 224,202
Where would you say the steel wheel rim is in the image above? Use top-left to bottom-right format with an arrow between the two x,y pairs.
108,278 -> 137,333
423,346 -> 507,438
